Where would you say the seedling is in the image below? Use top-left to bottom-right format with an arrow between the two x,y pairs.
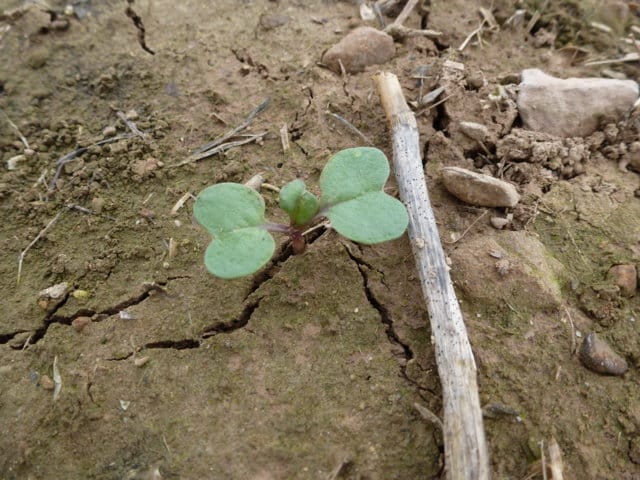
194,147 -> 409,278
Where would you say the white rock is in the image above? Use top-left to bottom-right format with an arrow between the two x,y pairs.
517,69 -> 639,137
39,282 -> 69,299
441,167 -> 520,208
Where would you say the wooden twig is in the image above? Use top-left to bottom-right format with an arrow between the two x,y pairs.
1,110 -> 30,148
548,437 -> 564,480
177,131 -> 268,166
391,0 -> 419,26
384,23 -> 442,41
375,72 -> 489,480
116,111 -> 148,139
191,98 -> 270,156
48,134 -> 134,191
414,402 -> 444,430
325,111 -> 373,145
17,209 -> 65,285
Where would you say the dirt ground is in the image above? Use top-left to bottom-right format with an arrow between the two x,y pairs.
2,0 -> 640,478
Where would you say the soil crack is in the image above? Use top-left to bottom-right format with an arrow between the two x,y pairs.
342,244 -> 413,362
29,281 -> 169,345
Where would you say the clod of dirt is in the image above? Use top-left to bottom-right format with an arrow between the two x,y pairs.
517,69 -> 639,138
496,128 -> 592,180
450,231 -> 567,311
441,166 -> 520,207
102,125 -> 117,137
40,374 -> 54,390
579,332 -> 628,376
322,27 -> 395,74
259,13 -> 290,30
608,264 -> 637,298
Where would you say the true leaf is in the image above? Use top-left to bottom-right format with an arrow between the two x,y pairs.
279,179 -> 319,226
320,147 -> 408,244
194,183 -> 275,278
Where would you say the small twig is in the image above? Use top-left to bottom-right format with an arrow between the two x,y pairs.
325,111 -> 373,145
170,192 -> 193,216
415,93 -> 454,116
327,457 -> 352,480
458,21 -> 486,51
17,209 -> 65,284
280,123 -> 290,153
413,402 -> 444,430
384,23 -> 442,41
191,98 -> 270,155
302,221 -> 330,237
177,131 -> 268,166
116,111 -> 148,139
540,440 -> 548,480
52,355 -> 62,402
548,437 -> 564,480
565,307 -> 577,355
48,134 -> 134,192
391,0 -> 419,26
444,210 -> 488,244
261,183 -> 280,193
1,110 -> 30,149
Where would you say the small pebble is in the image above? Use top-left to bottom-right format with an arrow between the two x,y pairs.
459,121 -> 488,143
608,264 -> 637,297
259,13 -> 290,30
41,375 -> 55,390
495,259 -> 510,276
442,167 -> 520,208
71,316 -> 91,332
91,197 -> 105,213
579,333 -> 628,376
134,356 -> 150,367
322,27 -> 395,74
490,217 -> 509,229
103,125 -> 117,137
23,148 -> 36,157
39,282 -> 68,299
125,109 -> 139,121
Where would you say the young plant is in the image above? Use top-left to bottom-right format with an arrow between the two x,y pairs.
193,147 -> 409,278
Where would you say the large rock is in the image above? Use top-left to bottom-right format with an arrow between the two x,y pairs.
441,167 -> 520,208
322,27 -> 395,74
517,69 -> 639,138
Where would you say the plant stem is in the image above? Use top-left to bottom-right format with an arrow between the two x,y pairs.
262,223 -> 292,234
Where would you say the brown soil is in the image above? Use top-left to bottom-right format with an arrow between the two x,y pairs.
1,1 -> 640,479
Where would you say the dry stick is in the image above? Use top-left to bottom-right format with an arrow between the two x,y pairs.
325,111 -> 373,145
548,437 -> 564,480
17,209 -> 65,285
180,131 -> 268,165
48,134 -> 134,191
391,0 -> 419,26
375,72 -> 489,480
1,110 -> 30,148
191,98 -> 271,156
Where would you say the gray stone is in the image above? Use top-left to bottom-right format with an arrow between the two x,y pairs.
517,69 -> 638,138
322,27 -> 395,74
441,166 -> 520,208
579,333 -> 628,376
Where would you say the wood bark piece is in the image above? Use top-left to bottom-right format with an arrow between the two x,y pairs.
374,71 -> 489,480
